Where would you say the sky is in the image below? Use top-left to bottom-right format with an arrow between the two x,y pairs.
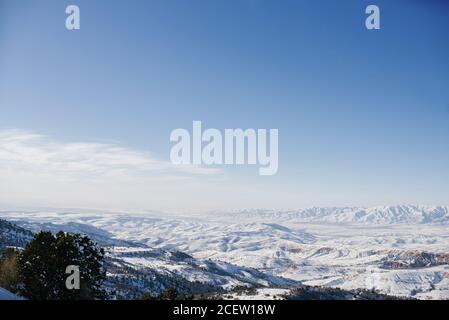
0,0 -> 448,212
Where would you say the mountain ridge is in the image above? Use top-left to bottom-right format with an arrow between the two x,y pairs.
225,205 -> 449,225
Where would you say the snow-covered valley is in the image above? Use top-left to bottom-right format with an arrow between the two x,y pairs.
1,205 -> 449,299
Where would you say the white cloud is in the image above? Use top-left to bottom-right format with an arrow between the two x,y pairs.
0,129 -> 219,181
0,129 -> 226,211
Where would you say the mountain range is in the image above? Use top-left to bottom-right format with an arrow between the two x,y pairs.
1,205 -> 449,299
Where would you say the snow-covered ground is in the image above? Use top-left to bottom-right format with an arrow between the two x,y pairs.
2,205 -> 449,299
106,246 -> 295,290
0,288 -> 22,300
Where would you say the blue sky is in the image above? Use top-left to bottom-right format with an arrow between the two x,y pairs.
0,0 -> 448,211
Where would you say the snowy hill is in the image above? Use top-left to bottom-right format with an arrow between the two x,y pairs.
0,219 -> 34,251
105,246 -> 296,299
2,206 -> 449,299
0,217 -> 297,299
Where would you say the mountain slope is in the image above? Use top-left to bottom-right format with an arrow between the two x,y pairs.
0,219 -> 34,252
3,207 -> 449,299
0,217 -> 298,299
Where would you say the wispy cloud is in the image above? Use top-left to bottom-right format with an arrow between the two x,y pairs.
0,129 -> 219,181
0,129 -> 227,211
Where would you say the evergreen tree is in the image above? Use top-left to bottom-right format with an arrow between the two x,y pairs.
17,231 -> 107,300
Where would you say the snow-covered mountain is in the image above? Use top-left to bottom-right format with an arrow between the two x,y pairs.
2,205 -> 449,299
0,217 -> 296,299
105,246 -> 296,299
0,219 -> 34,252
226,205 -> 449,225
